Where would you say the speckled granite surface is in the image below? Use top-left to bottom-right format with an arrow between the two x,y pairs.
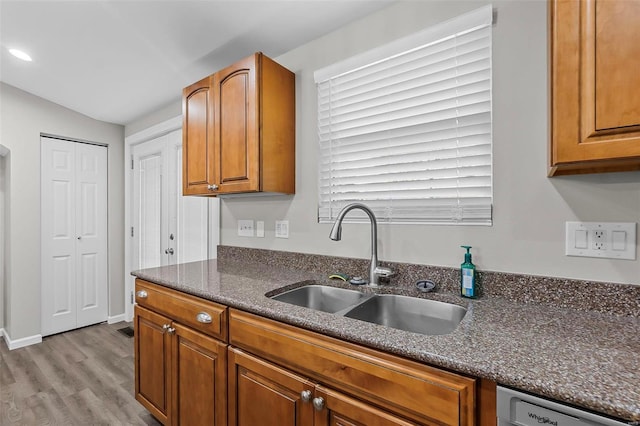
132,248 -> 640,422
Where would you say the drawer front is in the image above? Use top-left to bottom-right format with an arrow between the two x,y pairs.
229,309 -> 475,426
135,279 -> 227,341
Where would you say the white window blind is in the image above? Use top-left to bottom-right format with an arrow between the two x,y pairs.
315,5 -> 493,225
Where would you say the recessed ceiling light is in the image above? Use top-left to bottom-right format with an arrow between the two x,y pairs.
9,48 -> 32,62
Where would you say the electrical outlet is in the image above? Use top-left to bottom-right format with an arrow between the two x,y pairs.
237,220 -> 254,237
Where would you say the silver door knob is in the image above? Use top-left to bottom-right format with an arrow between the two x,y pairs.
196,312 -> 212,324
136,290 -> 148,299
207,184 -> 219,191
300,390 -> 312,402
165,248 -> 174,255
312,397 -> 325,411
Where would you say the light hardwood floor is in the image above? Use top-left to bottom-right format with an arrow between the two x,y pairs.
0,322 -> 161,425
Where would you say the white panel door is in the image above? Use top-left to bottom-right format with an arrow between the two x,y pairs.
167,129 -> 212,265
132,136 -> 169,270
75,143 -> 108,328
41,137 -> 108,336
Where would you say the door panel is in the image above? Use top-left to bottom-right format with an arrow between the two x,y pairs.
214,55 -> 259,193
135,305 -> 171,424
228,347 -> 314,426
173,322 -> 227,426
133,137 -> 169,270
75,142 -> 108,327
42,137 -> 107,336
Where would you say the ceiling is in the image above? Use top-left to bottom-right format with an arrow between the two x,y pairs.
0,0 -> 393,125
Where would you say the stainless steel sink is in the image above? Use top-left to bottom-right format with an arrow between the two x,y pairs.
270,285 -> 371,313
343,294 -> 467,335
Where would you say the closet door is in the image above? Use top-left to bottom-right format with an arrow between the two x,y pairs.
41,137 -> 108,336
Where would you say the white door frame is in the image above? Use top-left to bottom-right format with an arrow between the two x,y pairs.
124,116 -> 220,322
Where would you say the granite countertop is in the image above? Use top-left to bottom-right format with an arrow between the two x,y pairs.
132,258 -> 640,422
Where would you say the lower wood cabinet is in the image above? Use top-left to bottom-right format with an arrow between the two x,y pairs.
134,281 -> 228,426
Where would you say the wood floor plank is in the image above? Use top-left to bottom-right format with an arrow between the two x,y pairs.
0,322 -> 162,426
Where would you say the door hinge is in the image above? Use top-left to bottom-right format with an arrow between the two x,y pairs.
130,291 -> 134,304
131,226 -> 134,237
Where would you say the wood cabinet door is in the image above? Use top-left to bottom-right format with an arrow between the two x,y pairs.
549,0 -> 640,175
228,347 -> 315,426
172,323 -> 227,426
313,386 -> 419,426
213,54 -> 259,194
183,75 -> 216,195
134,305 -> 172,424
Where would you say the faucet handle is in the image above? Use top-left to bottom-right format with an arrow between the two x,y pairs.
374,266 -> 395,279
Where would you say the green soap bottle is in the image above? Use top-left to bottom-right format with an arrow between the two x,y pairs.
460,246 -> 477,298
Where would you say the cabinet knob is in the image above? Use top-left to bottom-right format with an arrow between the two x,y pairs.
300,390 -> 312,402
162,324 -> 171,331
165,248 -> 174,255
207,184 -> 219,191
136,290 -> 148,299
167,327 -> 176,335
196,312 -> 212,324
312,397 -> 325,411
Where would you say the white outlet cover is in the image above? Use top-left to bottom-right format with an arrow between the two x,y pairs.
566,222 -> 636,260
238,220 -> 254,237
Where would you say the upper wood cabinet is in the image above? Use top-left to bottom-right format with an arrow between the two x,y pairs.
182,52 -> 295,195
549,0 -> 640,176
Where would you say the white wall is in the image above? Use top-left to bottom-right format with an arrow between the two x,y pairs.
129,1 -> 640,286
0,82 -> 125,341
0,151 -> 5,329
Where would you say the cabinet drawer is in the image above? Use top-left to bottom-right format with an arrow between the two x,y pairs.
135,279 -> 227,341
229,309 -> 475,426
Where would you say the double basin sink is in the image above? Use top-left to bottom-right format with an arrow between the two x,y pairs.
269,284 -> 467,336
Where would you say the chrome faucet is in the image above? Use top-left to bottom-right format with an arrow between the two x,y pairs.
329,203 -> 394,287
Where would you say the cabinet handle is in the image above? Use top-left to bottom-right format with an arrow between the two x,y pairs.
136,290 -> 148,299
300,390 -> 312,402
312,397 -> 325,411
207,184 -> 219,191
196,312 -> 212,324
165,248 -> 174,255
167,327 -> 176,335
162,324 -> 171,331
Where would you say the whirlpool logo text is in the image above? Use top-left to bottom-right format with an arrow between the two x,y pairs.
528,412 -> 559,426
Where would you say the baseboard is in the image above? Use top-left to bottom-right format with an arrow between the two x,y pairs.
107,314 -> 126,324
1,328 -> 43,350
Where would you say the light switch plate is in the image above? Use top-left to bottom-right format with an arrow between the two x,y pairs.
275,220 -> 289,239
565,222 -> 636,260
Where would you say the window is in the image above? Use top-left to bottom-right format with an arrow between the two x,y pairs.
316,5 -> 493,225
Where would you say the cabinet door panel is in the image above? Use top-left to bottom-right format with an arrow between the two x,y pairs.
173,323 -> 227,426
214,54 -> 258,193
183,76 -> 215,195
549,0 -> 640,175
315,386 -> 418,426
228,347 -> 314,426
134,305 -> 171,424
594,0 -> 640,130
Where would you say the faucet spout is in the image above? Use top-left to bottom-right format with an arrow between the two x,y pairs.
328,203 -> 394,286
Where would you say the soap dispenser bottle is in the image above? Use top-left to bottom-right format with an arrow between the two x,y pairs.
460,246 -> 477,298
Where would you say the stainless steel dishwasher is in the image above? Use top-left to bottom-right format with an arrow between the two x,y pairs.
497,386 -> 630,426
